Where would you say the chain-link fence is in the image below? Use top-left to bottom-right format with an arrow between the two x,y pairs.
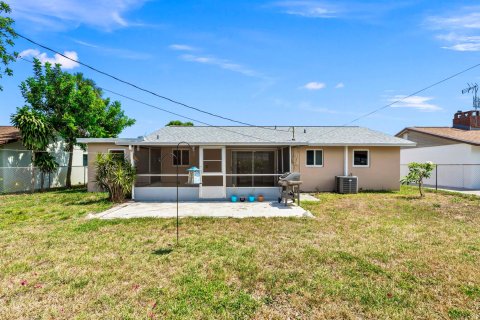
0,148 -> 88,194
401,164 -> 480,190
0,166 -> 88,193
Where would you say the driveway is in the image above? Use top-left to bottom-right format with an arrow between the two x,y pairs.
89,201 -> 314,219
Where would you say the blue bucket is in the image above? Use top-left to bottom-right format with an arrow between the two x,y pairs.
231,195 -> 238,202
248,195 -> 255,202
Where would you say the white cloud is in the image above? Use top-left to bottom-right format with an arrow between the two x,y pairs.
427,7 -> 480,52
20,49 -> 80,69
271,1 -> 337,18
169,44 -> 196,51
389,95 -> 441,111
427,10 -> 480,30
9,0 -> 147,30
335,82 -> 344,89
180,54 -> 261,78
303,82 -> 326,90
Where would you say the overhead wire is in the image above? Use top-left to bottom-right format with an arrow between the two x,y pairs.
14,55 -> 278,143
15,33 -> 290,132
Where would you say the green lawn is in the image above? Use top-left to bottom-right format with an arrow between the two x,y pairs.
1,187 -> 479,319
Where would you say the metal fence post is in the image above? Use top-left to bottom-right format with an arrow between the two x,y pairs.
435,165 -> 438,191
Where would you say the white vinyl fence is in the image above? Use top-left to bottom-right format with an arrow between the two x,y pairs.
400,164 -> 480,190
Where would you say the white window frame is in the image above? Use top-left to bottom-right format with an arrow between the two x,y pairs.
172,149 -> 190,167
352,149 -> 370,168
108,149 -> 126,156
305,149 -> 324,167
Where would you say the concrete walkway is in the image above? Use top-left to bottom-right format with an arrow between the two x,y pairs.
89,201 -> 314,219
426,187 -> 480,197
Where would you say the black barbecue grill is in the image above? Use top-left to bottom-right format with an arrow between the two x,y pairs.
277,172 -> 302,206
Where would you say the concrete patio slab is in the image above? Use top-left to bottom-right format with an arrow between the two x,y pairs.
89,201 -> 314,219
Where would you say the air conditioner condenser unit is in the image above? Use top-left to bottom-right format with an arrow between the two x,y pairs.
336,176 -> 358,194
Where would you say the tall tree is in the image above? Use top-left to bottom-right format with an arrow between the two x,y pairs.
0,1 -> 17,91
16,59 -> 135,188
166,120 -> 194,126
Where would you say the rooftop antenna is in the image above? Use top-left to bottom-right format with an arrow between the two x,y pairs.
461,83 -> 480,110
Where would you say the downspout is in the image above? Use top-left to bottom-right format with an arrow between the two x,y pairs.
344,146 -> 348,176
129,145 -> 135,200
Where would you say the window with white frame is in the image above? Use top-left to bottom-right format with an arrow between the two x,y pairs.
173,149 -> 190,166
353,150 -> 369,167
306,149 -> 323,166
108,149 -> 126,161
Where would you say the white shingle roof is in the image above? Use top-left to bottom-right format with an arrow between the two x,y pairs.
79,126 -> 414,146
141,126 -> 414,146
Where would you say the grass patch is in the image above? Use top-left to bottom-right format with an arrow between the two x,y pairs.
0,186 -> 479,318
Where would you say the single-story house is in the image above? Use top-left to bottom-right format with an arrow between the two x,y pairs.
0,125 -> 87,193
396,110 -> 480,189
78,126 -> 414,201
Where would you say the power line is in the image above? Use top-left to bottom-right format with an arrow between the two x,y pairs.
15,55 -> 276,143
15,32 -> 289,132
313,61 -> 480,139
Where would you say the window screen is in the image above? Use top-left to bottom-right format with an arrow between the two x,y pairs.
109,150 -> 125,161
306,150 -> 314,166
173,150 -> 190,166
306,150 -> 323,166
315,150 -> 323,166
353,150 -> 369,166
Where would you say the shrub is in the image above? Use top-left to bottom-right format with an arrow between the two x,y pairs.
400,162 -> 435,197
95,153 -> 136,203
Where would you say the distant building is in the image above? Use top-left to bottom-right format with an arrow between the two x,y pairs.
0,126 -> 87,193
396,110 -> 480,189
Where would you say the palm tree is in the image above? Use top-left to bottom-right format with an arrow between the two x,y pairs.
11,107 -> 56,191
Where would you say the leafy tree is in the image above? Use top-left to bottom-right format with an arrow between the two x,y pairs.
10,106 -> 57,191
95,153 -> 136,203
16,59 -> 135,188
0,1 -> 17,91
400,162 -> 435,197
166,120 -> 194,126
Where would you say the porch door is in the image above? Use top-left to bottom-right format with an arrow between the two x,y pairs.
199,147 -> 226,199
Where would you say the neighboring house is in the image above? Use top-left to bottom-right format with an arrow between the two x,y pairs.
78,126 -> 414,201
0,126 -> 87,193
396,110 -> 480,189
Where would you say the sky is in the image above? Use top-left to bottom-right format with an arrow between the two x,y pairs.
1,0 -> 480,138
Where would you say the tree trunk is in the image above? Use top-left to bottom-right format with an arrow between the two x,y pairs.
419,181 -> 424,197
40,173 -> 45,192
66,143 -> 74,188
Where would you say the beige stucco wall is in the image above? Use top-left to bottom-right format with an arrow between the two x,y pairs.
86,143 -> 132,192
292,146 -> 400,191
85,143 -> 400,193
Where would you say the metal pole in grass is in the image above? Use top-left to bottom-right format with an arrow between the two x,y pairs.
435,165 -> 438,191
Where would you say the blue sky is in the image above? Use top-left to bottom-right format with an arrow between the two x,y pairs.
1,0 -> 480,137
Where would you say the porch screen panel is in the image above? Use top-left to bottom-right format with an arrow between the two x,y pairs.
232,151 -> 253,187
232,151 -> 275,187
282,147 -> 290,172
253,151 -> 275,187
